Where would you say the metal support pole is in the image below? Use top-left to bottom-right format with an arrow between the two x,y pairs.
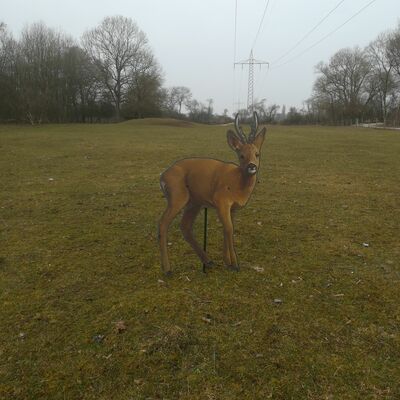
234,50 -> 269,115
202,207 -> 208,273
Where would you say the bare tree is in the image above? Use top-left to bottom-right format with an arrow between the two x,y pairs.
0,23 -> 13,74
163,86 -> 192,115
82,16 -> 149,120
173,86 -> 192,114
253,99 -> 280,123
266,104 -> 280,122
253,99 -> 267,121
186,98 -> 210,122
387,24 -> 400,77
386,25 -> 400,125
62,46 -> 102,122
17,23 -> 73,123
164,87 -> 179,113
0,23 -> 18,120
314,47 -> 372,124
123,51 -> 163,118
366,33 -> 397,124
206,98 -> 213,121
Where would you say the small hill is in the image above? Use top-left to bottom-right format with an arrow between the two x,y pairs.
121,118 -> 195,128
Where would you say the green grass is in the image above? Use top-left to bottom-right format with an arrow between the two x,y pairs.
0,120 -> 399,399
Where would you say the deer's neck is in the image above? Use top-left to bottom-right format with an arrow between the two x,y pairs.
236,168 -> 257,200
241,170 -> 256,188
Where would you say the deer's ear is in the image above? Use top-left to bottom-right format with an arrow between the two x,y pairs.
227,130 -> 243,151
252,127 -> 266,150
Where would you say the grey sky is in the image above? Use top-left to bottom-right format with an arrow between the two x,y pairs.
2,0 -> 400,114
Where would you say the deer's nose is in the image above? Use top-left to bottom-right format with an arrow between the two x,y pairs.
247,163 -> 257,174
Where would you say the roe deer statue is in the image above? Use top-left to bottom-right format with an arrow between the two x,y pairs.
158,112 -> 266,275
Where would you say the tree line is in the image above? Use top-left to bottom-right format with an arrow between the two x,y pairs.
0,16 -> 225,124
235,24 -> 400,127
287,24 -> 400,126
2,17 -> 400,126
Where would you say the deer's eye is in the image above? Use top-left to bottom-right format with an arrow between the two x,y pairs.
255,153 -> 260,158
240,154 -> 244,159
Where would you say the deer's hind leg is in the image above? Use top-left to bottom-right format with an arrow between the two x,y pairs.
158,173 -> 189,275
180,205 -> 214,269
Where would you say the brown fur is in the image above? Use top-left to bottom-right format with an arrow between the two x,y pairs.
158,126 -> 266,274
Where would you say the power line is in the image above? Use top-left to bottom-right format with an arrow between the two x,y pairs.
272,0 -> 346,65
252,0 -> 271,50
232,0 -> 238,113
233,0 -> 271,113
255,66 -> 270,101
234,0 -> 238,63
271,0 -> 378,70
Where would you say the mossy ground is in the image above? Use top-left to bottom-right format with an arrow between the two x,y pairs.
0,121 -> 399,399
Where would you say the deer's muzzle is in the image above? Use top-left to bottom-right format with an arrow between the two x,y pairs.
247,163 -> 257,175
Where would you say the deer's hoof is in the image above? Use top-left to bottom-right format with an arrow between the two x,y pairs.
227,265 -> 240,272
202,261 -> 215,274
205,260 -> 215,269
164,270 -> 173,278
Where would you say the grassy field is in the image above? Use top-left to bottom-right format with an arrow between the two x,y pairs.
0,120 -> 399,399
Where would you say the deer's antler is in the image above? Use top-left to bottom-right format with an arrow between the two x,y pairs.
234,114 -> 248,144
248,112 -> 259,143
234,112 -> 259,143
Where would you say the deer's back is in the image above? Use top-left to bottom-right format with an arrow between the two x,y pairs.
161,158 -> 237,206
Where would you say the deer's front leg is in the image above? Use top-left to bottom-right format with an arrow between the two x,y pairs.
216,203 -> 239,271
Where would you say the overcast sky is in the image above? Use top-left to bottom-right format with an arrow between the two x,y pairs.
2,0 -> 400,114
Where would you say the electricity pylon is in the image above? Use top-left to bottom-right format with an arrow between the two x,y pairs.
234,50 -> 269,114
